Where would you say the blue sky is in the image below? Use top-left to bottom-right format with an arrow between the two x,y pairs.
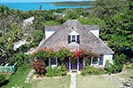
0,0 -> 95,2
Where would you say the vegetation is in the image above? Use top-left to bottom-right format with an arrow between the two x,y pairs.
0,74 -> 7,87
0,0 -> 132,87
81,65 -> 107,75
31,59 -> 45,75
45,65 -> 67,77
32,48 -> 73,64
51,1 -> 94,6
1,69 -> 31,88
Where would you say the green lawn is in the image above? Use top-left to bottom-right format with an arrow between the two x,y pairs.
31,76 -> 70,88
77,69 -> 133,88
1,69 -> 31,88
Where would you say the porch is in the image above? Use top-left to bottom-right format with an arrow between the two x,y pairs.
46,55 -> 104,72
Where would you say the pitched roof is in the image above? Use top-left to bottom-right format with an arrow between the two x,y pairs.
45,26 -> 60,31
38,20 -> 114,54
45,24 -> 99,31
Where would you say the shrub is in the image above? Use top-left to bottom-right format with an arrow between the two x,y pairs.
0,74 -> 8,87
9,52 -> 31,71
0,74 -> 6,83
45,65 -> 67,77
105,54 -> 126,74
105,64 -> 123,74
31,59 -> 45,75
81,65 -> 107,75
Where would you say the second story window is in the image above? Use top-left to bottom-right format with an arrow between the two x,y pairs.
68,30 -> 80,44
72,35 -> 76,42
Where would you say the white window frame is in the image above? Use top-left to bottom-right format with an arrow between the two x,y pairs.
69,30 -> 79,43
49,58 -> 58,67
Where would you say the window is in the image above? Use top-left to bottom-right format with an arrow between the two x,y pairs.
50,58 -> 56,65
49,58 -> 58,67
92,59 -> 98,64
68,31 -> 80,44
99,55 -> 103,65
72,35 -> 76,42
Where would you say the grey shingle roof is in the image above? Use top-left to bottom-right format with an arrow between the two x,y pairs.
45,26 -> 60,31
39,20 -> 114,54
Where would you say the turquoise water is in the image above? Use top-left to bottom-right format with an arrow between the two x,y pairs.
0,3 -> 90,11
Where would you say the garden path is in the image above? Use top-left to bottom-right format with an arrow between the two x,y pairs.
70,73 -> 77,88
25,69 -> 35,83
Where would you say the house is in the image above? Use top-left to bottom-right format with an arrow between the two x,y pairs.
36,20 -> 114,72
23,17 -> 34,27
13,39 -> 28,51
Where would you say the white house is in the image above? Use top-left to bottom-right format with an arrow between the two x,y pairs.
36,20 -> 114,71
23,17 -> 34,27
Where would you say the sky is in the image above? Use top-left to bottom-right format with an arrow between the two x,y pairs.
0,0 -> 95,3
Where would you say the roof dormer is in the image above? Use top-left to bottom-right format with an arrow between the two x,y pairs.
68,30 -> 80,44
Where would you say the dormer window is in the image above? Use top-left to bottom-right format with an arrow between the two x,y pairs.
72,35 -> 76,42
68,30 -> 80,44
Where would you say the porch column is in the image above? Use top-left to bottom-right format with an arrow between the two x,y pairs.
49,58 -> 51,66
77,57 -> 79,71
69,57 -> 71,71
91,56 -> 93,66
56,58 -> 58,66
98,58 -> 100,66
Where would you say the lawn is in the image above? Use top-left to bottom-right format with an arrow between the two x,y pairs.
1,68 -> 31,88
77,69 -> 133,88
31,76 -> 70,88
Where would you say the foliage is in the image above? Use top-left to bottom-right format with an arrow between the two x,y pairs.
44,20 -> 60,26
114,54 -> 127,65
32,48 -> 73,64
52,1 -> 93,6
105,64 -> 123,74
105,54 -> 126,74
93,0 -> 127,19
45,65 -> 67,77
0,74 -> 6,84
81,65 -> 107,75
9,52 -> 31,71
64,9 -> 89,19
32,49 -> 47,59
56,49 -> 73,63
78,17 -> 106,29
27,29 -> 44,48
31,59 -> 45,75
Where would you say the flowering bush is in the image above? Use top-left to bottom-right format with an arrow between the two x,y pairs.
31,59 -> 45,75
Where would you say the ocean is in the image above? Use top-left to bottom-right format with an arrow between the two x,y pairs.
0,3 -> 90,11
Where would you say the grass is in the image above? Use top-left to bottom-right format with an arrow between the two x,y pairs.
77,69 -> 133,88
31,76 -> 70,88
1,68 -> 31,88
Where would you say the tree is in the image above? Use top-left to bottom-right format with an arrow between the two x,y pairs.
93,0 -> 127,19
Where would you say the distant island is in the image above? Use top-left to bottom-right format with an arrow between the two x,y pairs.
51,1 -> 94,6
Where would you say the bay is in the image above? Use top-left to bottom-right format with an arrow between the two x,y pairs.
0,2 -> 90,11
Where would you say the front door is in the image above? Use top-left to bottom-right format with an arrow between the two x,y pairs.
71,59 -> 77,70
